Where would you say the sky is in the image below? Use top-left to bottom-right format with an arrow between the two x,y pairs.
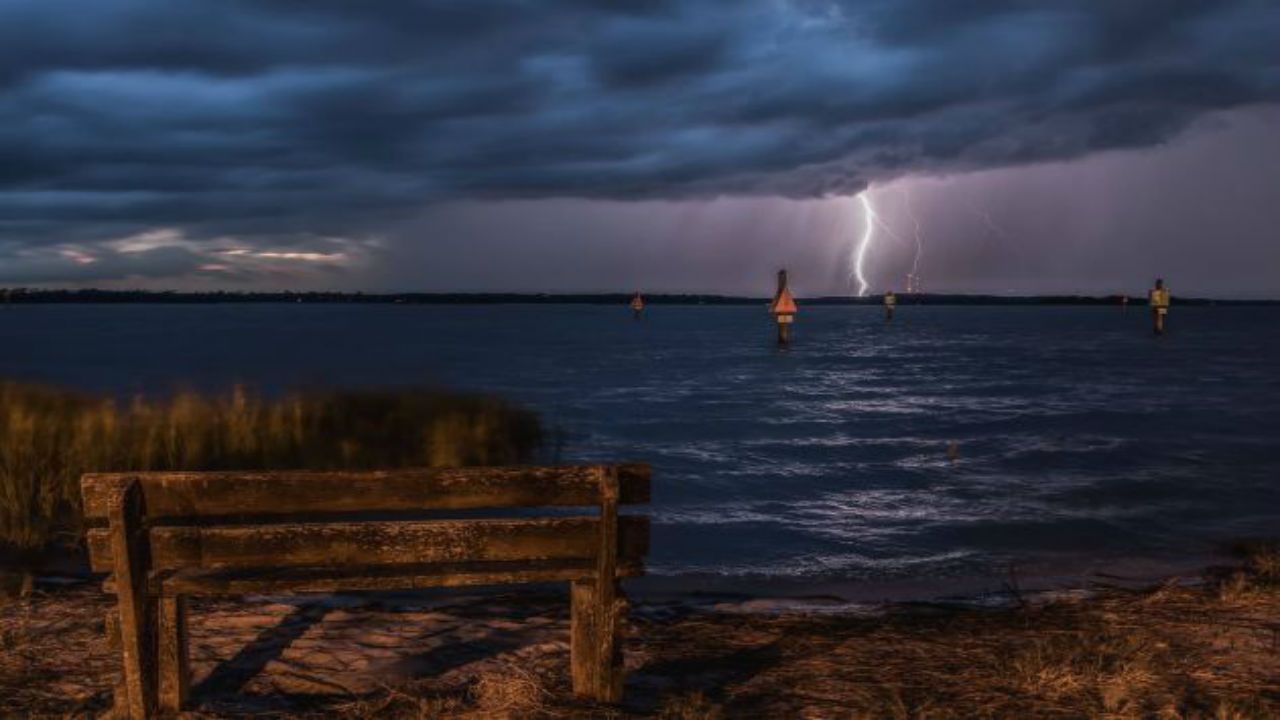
1,1 -> 1278,297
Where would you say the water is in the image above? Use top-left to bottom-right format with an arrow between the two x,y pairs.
3,304 -> 1279,588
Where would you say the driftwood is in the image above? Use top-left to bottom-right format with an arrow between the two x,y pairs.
82,463 -> 650,718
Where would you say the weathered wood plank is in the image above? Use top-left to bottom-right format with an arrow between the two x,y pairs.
597,467 -> 623,701
104,610 -> 121,651
156,559 -> 644,595
107,479 -> 157,719
82,464 -> 651,520
113,682 -> 130,719
88,516 -> 650,573
572,467 -> 626,702
157,596 -> 189,713
570,581 -> 631,703
571,578 -> 600,697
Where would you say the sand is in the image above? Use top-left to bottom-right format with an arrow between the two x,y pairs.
2,557 -> 1279,718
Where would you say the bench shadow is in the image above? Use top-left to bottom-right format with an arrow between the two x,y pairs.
634,638 -> 783,691
189,594 -> 565,713
389,627 -> 534,679
629,639 -> 784,706
191,603 -> 331,703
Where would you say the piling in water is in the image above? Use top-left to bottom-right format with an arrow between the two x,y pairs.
1149,279 -> 1170,335
769,269 -> 797,346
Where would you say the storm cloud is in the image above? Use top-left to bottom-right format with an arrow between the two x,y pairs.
1,0 -> 1278,284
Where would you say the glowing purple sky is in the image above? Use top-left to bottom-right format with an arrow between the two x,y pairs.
1,2 -> 1278,296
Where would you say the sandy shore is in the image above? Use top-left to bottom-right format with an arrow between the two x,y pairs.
3,552 -> 1278,718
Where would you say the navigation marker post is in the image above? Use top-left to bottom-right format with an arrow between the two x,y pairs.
769,269 -> 798,347
1148,279 -> 1170,335
630,292 -> 644,320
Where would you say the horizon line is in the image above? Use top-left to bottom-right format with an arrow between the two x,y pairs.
3,288 -> 1278,305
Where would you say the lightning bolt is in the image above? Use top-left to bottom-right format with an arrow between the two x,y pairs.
850,187 -> 919,297
903,187 -> 924,293
964,196 -> 1012,241
851,193 -> 875,297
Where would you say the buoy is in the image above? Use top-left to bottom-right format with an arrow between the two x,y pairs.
769,269 -> 798,346
1148,278 -> 1170,335
883,290 -> 897,322
630,292 -> 645,320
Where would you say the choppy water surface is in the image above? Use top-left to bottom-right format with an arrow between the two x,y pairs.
4,304 -> 1279,586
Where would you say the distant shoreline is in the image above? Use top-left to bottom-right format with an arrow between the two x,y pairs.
3,289 -> 1278,306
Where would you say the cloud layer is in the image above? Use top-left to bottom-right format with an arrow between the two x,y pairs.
1,1 -> 1277,283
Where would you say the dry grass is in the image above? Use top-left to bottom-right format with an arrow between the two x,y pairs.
1217,542 -> 1280,605
0,380 -> 542,567
2,548 -> 1279,717
326,668 -> 554,720
299,545 -> 1280,719
656,692 -> 724,720
618,552 -> 1280,719
1000,625 -> 1163,716
470,666 -> 553,717
1235,540 -> 1280,584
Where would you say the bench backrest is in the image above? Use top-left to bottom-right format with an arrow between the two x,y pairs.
82,464 -> 650,575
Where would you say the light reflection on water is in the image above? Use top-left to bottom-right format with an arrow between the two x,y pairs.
2,303 -> 1278,582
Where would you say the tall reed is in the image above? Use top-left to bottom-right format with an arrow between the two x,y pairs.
0,381 -> 542,566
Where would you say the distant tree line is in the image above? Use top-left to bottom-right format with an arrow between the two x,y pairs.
0,288 -> 1273,305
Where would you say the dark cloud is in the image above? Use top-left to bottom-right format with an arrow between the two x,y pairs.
373,107 -> 1280,298
0,0 -> 1277,283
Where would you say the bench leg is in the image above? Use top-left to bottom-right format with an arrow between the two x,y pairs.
113,681 -> 131,719
108,479 -> 158,719
111,590 -> 157,720
570,578 -> 627,702
157,595 -> 189,713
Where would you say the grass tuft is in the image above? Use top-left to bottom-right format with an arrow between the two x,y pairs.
1237,540 -> 1280,584
469,666 -> 550,716
658,691 -> 725,720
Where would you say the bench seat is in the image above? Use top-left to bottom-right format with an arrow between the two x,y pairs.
121,559 -> 646,595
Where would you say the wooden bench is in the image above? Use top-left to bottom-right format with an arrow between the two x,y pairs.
81,464 -> 650,718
